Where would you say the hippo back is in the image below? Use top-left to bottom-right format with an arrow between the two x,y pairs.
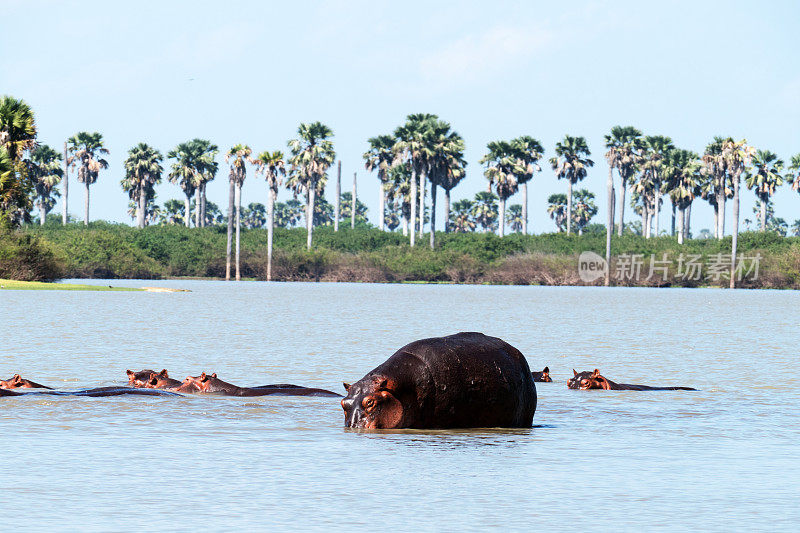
368,332 -> 537,428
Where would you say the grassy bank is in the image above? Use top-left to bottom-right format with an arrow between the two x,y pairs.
5,222 -> 800,288
0,279 -> 140,291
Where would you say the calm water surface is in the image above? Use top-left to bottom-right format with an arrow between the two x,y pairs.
1,282 -> 798,531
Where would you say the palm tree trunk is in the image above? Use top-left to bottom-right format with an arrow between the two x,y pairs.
201,183 -> 207,227
760,199 -> 766,231
444,189 -> 451,233
84,179 -> 90,226
430,183 -> 437,249
378,175 -> 385,231
671,203 -> 676,236
62,142 -> 68,225
39,201 -> 46,226
138,187 -> 146,228
235,183 -> 242,281
605,166 -> 614,286
334,161 -> 340,232
498,196 -> 506,238
307,186 -> 315,250
419,173 -> 426,238
653,185 -> 660,238
566,180 -> 573,235
718,195 -> 725,239
730,177 -> 740,289
184,194 -> 191,228
267,189 -> 275,281
402,215 -> 408,236
713,207 -> 719,239
225,180 -> 234,280
522,182 -> 528,235
195,188 -> 201,227
685,204 -> 691,240
677,207 -> 685,245
410,167 -> 417,247
618,180 -> 626,236
351,172 -> 356,229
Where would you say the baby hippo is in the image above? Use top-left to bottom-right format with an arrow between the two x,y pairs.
0,374 -> 53,390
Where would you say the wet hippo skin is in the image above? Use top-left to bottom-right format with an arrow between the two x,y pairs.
568,369 -> 697,391
341,332 -> 537,429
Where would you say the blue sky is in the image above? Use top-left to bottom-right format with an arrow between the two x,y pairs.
4,0 -> 799,233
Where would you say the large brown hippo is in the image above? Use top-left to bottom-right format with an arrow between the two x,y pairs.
341,332 -> 537,429
0,374 -> 53,389
531,366 -> 552,383
568,369 -> 697,391
127,369 -> 183,389
177,373 -> 341,397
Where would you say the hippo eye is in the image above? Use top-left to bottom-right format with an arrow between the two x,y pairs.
362,397 -> 377,411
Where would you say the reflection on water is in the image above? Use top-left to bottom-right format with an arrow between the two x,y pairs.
2,281 -> 800,530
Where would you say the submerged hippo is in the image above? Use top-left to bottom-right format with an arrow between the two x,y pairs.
177,373 -> 341,397
341,332 -> 537,430
1,387 -> 179,398
531,366 -> 552,383
567,369 -> 697,391
0,374 -> 53,389
127,369 -> 183,390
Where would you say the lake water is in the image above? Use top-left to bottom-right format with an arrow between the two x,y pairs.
1,281 -> 798,531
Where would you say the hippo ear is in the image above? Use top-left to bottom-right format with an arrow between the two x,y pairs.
592,369 -> 601,377
211,373 -> 217,379
543,367 -> 550,374
573,369 -> 578,377
126,369 -> 134,377
159,369 -> 169,378
343,382 -> 351,392
200,372 -> 207,380
12,374 -> 22,383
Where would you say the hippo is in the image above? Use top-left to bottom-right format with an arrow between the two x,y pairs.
127,369 -> 183,390
341,332 -> 537,429
531,366 -> 552,383
567,369 -> 697,391
0,388 -> 20,396
1,387 -> 179,398
0,374 -> 53,389
177,373 -> 341,397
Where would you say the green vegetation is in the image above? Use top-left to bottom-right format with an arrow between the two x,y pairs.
6,223 -> 800,288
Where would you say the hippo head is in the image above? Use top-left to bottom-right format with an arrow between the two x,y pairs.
126,369 -> 159,388
0,374 -> 51,389
567,369 -> 611,390
144,369 -> 181,389
539,366 -> 552,382
341,377 -> 405,429
176,372 -> 217,393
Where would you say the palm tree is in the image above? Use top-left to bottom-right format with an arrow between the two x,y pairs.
745,150 -> 783,232
427,120 -> 465,247
363,135 -> 395,231
254,150 -> 285,281
664,149 -> 700,244
385,162 -> 412,236
547,193 -> 568,232
512,136 -> 544,234
0,95 -> 37,163
393,114 -> 437,246
225,144 -> 252,280
0,96 -> 37,225
788,154 -> 800,191
66,132 -> 108,225
604,126 -> 642,236
122,143 -> 163,228
506,204 -> 524,233
161,199 -> 187,225
167,142 -> 201,227
549,135 -> 593,235
572,189 -> 598,235
723,139 -> 755,288
640,135 -> 674,238
481,140 -> 520,238
450,199 -> 476,232
191,139 -> 219,227
287,122 -> 336,250
700,137 -> 732,239
30,145 -> 63,225
471,191 -> 499,233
